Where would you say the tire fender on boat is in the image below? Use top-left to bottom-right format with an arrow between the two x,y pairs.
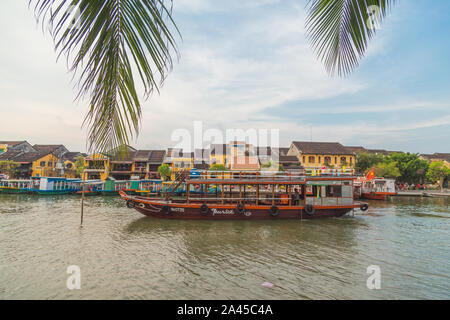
360,203 -> 369,211
126,200 -> 135,209
269,205 -> 279,217
161,204 -> 171,215
236,203 -> 245,214
304,204 -> 315,216
200,204 -> 209,215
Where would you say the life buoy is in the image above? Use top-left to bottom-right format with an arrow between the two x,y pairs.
200,204 -> 209,215
236,203 -> 245,214
360,203 -> 369,211
304,204 -> 315,216
161,204 -> 171,215
269,205 -> 279,217
126,200 -> 135,208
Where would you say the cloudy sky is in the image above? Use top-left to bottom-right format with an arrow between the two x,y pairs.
1,0 -> 449,153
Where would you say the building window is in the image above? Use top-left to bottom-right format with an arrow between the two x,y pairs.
48,161 -> 53,167
308,156 -> 315,163
40,161 -> 46,167
350,157 -> 353,164
303,156 -> 306,163
335,157 -> 337,164
318,156 -> 321,163
340,157 -> 347,164
324,156 -> 331,164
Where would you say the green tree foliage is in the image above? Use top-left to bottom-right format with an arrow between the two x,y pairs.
210,164 -> 228,171
306,0 -> 396,76
387,153 -> 429,184
426,161 -> 450,191
31,0 -> 179,153
74,156 -> 85,178
374,162 -> 401,179
356,152 -> 429,183
0,161 -> 19,178
158,164 -> 172,181
355,152 -> 385,173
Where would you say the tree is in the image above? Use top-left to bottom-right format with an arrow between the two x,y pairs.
387,153 -> 429,184
355,152 -> 385,174
0,161 -> 19,178
74,156 -> 85,178
426,161 -> 450,192
306,0 -> 396,76
31,1 -> 180,153
210,164 -> 228,171
373,162 -> 401,179
158,164 -> 172,181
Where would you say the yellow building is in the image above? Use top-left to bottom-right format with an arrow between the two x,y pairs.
83,153 -> 110,180
209,142 -> 256,169
420,153 -> 450,169
170,151 -> 194,180
31,153 -> 59,177
61,152 -> 85,179
287,141 -> 355,169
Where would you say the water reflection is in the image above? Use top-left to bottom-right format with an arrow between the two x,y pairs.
0,194 -> 448,299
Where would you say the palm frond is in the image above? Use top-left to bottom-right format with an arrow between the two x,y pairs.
30,0 -> 180,154
306,0 -> 395,76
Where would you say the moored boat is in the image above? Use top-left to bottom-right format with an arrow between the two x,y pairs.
120,170 -> 369,220
360,178 -> 396,200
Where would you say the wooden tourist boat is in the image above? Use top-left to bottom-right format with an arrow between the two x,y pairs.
359,178 -> 396,200
120,170 -> 369,220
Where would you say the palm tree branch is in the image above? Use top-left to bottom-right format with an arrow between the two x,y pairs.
306,0 -> 396,76
30,0 -> 180,154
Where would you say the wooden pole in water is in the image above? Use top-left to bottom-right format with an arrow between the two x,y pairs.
80,170 -> 85,227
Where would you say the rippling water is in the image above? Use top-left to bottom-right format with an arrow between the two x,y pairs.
0,194 -> 448,299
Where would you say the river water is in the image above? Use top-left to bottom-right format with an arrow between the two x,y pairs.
0,194 -> 448,300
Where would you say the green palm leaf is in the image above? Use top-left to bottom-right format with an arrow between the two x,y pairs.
30,0 -> 180,154
306,0 -> 396,76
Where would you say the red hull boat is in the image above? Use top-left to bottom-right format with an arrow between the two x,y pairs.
120,170 -> 369,220
361,192 -> 396,200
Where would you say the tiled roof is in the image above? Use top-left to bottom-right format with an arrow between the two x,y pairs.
167,148 -> 182,157
432,153 -> 450,161
0,150 -> 22,161
292,141 -> 354,155
344,146 -> 367,153
110,151 -> 136,163
133,150 -> 152,160
62,152 -> 84,162
33,145 -> 65,153
148,150 -> 166,163
279,155 -> 299,164
0,141 -> 26,146
12,152 -> 50,163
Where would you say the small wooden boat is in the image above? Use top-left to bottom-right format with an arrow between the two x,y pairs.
120,170 -> 369,220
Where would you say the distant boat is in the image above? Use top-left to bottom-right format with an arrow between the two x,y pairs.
34,177 -> 81,195
355,177 -> 397,200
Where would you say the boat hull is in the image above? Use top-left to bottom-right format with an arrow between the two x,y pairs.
122,195 -> 358,220
361,192 -> 396,200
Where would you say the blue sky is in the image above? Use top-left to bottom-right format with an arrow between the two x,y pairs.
0,0 -> 449,153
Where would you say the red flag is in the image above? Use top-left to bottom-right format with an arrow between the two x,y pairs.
366,168 -> 375,180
